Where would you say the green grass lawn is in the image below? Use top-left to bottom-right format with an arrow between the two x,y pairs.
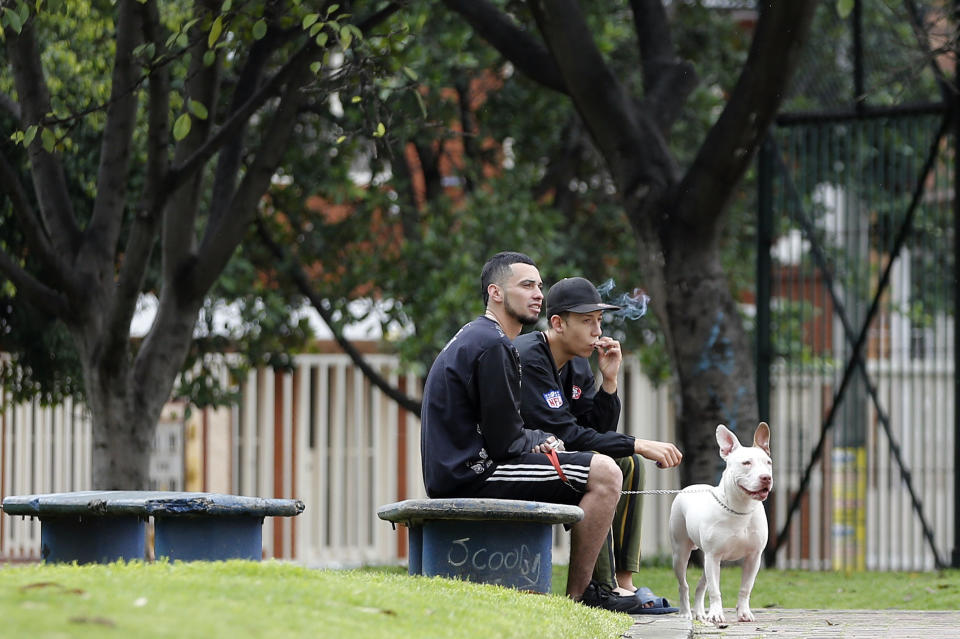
1,560 -> 958,639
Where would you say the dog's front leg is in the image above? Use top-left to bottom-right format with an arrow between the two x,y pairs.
736,551 -> 762,621
701,553 -> 725,623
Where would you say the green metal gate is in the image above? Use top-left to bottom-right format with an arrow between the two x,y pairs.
756,107 -> 956,570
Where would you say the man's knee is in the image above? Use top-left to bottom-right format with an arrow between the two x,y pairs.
587,453 -> 622,491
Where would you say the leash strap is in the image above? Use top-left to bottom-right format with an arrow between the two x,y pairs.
544,447 -> 583,493
544,451 -> 713,497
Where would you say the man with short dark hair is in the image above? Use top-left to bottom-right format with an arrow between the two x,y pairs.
420,252 -> 648,612
516,276 -> 682,613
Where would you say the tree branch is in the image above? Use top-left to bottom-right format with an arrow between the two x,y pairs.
7,17 -> 81,258
442,0 -> 567,93
111,0 -> 170,344
166,3 -> 402,201
255,217 -> 422,416
527,0 -> 677,197
162,3 -> 222,286
629,0 -> 697,134
163,44 -> 294,197
676,2 -> 818,233
187,47 -> 317,298
208,26 -> 284,231
0,149 -> 62,280
903,0 -> 953,101
81,0 -> 143,282
0,246 -> 69,317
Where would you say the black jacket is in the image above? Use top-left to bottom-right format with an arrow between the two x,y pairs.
515,331 -> 635,457
420,317 -> 548,497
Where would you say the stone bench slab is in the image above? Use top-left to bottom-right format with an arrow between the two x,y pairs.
2,490 -> 304,518
2,490 -> 304,564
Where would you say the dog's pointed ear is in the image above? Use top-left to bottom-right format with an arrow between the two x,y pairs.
754,422 -> 771,455
716,424 -> 739,459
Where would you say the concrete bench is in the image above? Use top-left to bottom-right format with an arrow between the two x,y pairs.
377,498 -> 583,594
1,490 -> 305,564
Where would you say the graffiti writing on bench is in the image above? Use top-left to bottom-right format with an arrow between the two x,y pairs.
446,537 -> 541,586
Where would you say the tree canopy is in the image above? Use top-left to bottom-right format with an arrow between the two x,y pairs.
0,0 -> 408,487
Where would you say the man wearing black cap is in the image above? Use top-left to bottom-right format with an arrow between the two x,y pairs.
420,253 -> 646,613
515,276 -> 682,613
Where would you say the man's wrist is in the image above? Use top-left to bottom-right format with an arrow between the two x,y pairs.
600,379 -> 618,394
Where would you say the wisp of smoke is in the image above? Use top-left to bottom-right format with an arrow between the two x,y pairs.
597,278 -> 650,321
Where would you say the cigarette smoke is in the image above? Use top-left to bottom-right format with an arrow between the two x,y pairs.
596,278 -> 650,321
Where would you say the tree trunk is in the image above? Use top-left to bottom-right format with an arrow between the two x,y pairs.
81,352 -> 157,489
663,246 -> 757,486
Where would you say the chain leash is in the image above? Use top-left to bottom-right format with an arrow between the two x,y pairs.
620,487 -> 752,516
620,487 -> 710,495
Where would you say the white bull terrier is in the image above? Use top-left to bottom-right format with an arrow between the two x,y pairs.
669,422 -> 772,624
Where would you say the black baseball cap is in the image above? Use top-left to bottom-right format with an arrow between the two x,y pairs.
546,277 -> 621,317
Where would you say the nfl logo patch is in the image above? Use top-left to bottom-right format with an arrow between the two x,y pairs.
571,385 -> 582,400
543,390 -> 564,409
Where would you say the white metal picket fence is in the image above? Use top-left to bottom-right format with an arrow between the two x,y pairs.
0,397 -> 92,560
1,352 -> 954,570
769,362 -> 955,571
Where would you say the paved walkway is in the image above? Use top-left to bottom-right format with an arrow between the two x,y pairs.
623,609 -> 960,638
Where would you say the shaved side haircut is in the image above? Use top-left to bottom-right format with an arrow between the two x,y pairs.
480,251 -> 537,305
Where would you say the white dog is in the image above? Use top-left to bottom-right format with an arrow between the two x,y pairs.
669,422 -> 772,623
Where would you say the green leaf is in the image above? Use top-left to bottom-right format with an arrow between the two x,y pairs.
203,50 -> 216,66
325,4 -> 340,17
22,124 -> 37,148
836,0 -> 854,19
188,99 -> 209,120
302,13 -> 318,30
173,113 -> 192,140
309,61 -> 322,74
315,32 -> 328,47
402,66 -> 418,82
3,8 -> 23,34
373,122 -> 385,138
336,135 -> 346,144
414,90 -> 427,118
221,0 -> 232,12
309,22 -> 324,36
339,25 -> 352,50
350,95 -> 361,103
252,18 -> 267,40
208,16 -> 223,48
41,127 -> 56,152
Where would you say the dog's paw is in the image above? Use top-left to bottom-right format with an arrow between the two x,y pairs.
736,607 -> 755,622
705,607 -> 726,624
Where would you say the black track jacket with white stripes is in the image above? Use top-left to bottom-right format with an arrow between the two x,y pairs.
515,331 -> 635,457
421,317 -> 549,497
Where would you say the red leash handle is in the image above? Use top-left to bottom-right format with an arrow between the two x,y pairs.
544,446 -> 568,483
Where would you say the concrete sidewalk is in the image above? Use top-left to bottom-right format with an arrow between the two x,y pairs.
623,609 -> 960,638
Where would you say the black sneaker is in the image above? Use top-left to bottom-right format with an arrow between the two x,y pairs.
578,581 -> 644,614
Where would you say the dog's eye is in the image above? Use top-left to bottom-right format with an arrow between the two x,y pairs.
742,460 -> 751,466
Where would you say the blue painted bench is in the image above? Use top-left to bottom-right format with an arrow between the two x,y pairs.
1,490 -> 305,564
377,498 -> 583,594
